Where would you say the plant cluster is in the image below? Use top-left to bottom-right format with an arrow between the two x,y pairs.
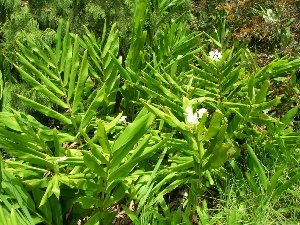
0,0 -> 299,224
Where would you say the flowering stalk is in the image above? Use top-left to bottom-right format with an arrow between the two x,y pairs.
184,106 -> 208,197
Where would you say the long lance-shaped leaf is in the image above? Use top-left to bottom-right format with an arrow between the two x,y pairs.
0,128 -> 41,152
137,147 -> 168,214
246,144 -> 269,190
109,52 -> 131,81
49,196 -> 63,225
0,160 -> 2,190
109,113 -> 155,169
55,19 -> 63,65
63,43 -> 73,87
82,151 -> 106,178
107,135 -> 151,185
96,121 -> 111,154
17,41 -> 59,81
252,97 -> 281,114
248,74 -> 255,102
83,36 -> 102,73
72,50 -> 89,113
23,32 -> 56,69
141,99 -> 187,131
203,110 -> 224,141
278,107 -> 298,131
157,1 -> 186,28
0,140 -> 54,169
108,134 -> 171,185
35,34 -> 57,66
190,64 -> 218,83
255,80 -> 270,104
60,21 -> 71,73
80,128 -> 109,164
222,64 -> 243,91
17,95 -> 72,125
102,23 -> 118,59
1,171 -> 36,224
68,34 -> 80,100
15,66 -> 68,108
15,54 -> 64,96
39,177 -> 55,208
79,85 -> 107,129
83,27 -> 102,72
0,206 -> 9,225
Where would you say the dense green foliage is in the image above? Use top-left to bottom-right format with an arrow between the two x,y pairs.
0,0 -> 300,224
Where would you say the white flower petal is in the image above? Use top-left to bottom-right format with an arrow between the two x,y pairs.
187,112 -> 199,124
197,108 -> 208,118
184,106 -> 193,115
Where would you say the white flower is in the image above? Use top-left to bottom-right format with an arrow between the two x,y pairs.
209,50 -> 222,61
55,156 -> 67,162
184,106 -> 208,125
119,116 -> 127,123
197,108 -> 208,119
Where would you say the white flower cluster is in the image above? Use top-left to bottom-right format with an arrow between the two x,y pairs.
184,106 -> 208,125
209,50 -> 222,61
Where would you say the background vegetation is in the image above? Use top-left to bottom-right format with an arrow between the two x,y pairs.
0,0 -> 300,224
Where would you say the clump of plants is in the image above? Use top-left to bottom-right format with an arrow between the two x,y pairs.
0,1 -> 300,224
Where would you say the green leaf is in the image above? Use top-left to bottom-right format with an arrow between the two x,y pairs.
246,144 -> 269,190
55,19 -> 63,64
60,21 -> 71,73
207,143 -> 233,169
269,164 -> 286,193
279,107 -> 298,131
15,65 -> 67,108
203,110 -> 224,141
82,151 -> 106,178
77,196 -> 100,209
252,98 -> 281,114
17,42 -> 59,81
80,85 -> 107,129
248,74 -> 255,102
110,113 -> 155,168
141,100 -> 187,131
96,121 -> 111,154
49,196 -> 63,225
84,211 -> 101,225
272,172 -> 300,199
107,135 -> 151,183
80,129 -> 109,164
72,50 -> 89,113
122,205 -> 140,225
68,34 -> 80,100
255,80 -> 270,104
53,128 -> 63,157
203,125 -> 227,159
23,32 -> 56,69
17,95 -> 72,125
203,32 -> 221,47
15,54 -> 63,96
190,64 -> 218,82
222,65 -> 243,91
39,178 -> 54,207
